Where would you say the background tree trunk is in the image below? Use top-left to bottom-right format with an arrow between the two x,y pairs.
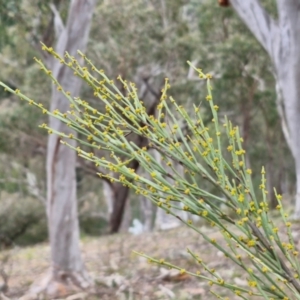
108,182 -> 131,233
37,0 -> 96,296
154,151 -> 188,230
103,75 -> 161,233
229,0 -> 300,217
140,194 -> 155,232
120,196 -> 132,232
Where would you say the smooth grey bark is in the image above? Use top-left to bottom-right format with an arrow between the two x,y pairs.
154,150 -> 189,230
103,181 -> 114,217
45,0 -> 95,293
140,194 -> 155,232
139,149 -> 158,232
229,0 -> 300,217
120,196 -> 132,232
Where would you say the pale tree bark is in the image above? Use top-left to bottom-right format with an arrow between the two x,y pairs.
154,160 -> 182,230
103,181 -> 114,217
120,196 -> 132,232
106,181 -> 131,233
154,150 -> 190,230
104,133 -> 151,233
29,0 -> 96,297
229,0 -> 300,218
140,193 -> 156,232
139,152 -> 157,232
103,179 -> 132,232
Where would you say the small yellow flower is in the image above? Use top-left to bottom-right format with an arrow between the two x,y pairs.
202,210 -> 208,217
248,280 -> 257,287
184,188 -> 190,194
247,240 -> 256,247
229,129 -> 236,137
238,194 -> 244,202
206,95 -> 212,101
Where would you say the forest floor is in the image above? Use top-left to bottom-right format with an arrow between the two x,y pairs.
1,217 -> 300,300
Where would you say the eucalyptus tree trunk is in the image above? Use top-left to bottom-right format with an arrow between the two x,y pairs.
229,0 -> 300,218
36,0 -> 95,296
140,194 -> 156,232
107,181 -> 131,233
154,150 -> 189,230
103,74 -> 161,233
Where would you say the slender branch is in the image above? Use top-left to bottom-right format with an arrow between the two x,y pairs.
77,156 -> 112,186
248,222 -> 300,293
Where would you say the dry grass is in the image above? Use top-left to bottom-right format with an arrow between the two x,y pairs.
2,220 -> 300,300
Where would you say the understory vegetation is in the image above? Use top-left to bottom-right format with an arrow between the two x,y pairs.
1,46 -> 299,299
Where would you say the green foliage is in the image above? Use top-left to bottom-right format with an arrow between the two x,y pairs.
0,192 -> 47,247
2,47 -> 300,299
80,216 -> 108,237
0,0 -> 293,220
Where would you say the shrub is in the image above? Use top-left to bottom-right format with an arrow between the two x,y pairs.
0,192 -> 47,247
1,46 -> 300,299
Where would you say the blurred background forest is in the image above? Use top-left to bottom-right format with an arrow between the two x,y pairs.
0,0 -> 292,247
1,0 -> 299,298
